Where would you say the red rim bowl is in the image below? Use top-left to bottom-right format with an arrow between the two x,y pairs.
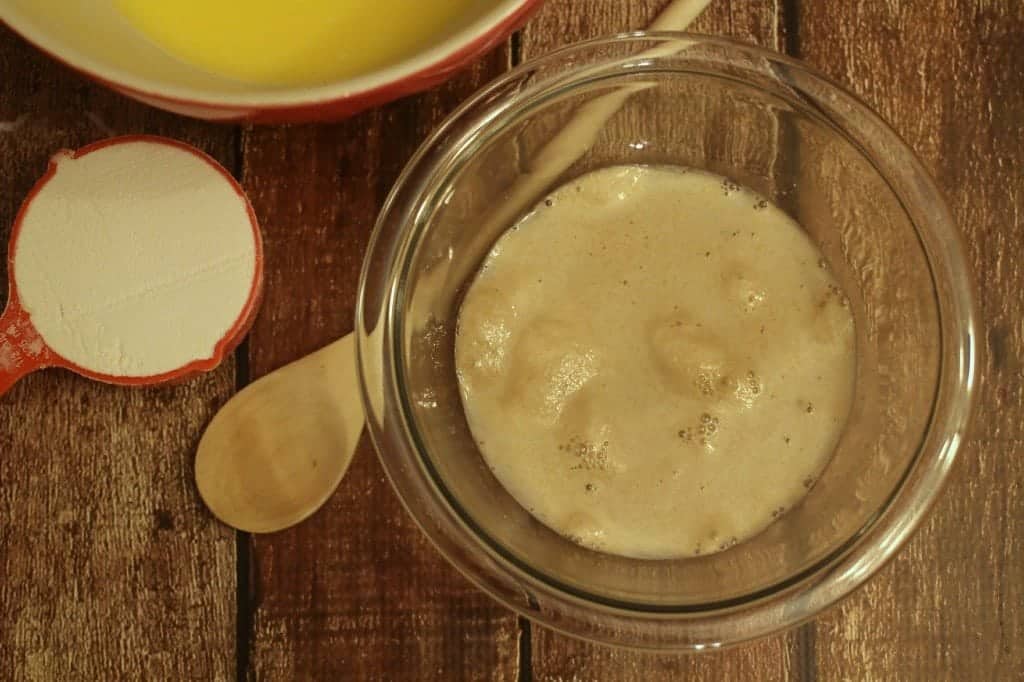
0,0 -> 545,123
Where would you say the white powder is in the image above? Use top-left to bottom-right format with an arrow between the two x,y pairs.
13,138 -> 259,378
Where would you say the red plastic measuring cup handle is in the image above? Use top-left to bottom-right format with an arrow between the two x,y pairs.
0,303 -> 47,397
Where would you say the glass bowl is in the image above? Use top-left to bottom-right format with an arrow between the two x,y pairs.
356,33 -> 977,650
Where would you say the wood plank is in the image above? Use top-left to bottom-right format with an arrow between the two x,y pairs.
240,50 -> 522,681
518,1 -> 803,678
793,1 -> 1024,679
0,28 -> 238,680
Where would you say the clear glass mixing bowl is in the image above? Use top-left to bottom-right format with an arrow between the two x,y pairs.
356,33 -> 977,649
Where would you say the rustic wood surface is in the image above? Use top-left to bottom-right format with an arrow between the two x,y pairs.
239,49 -> 521,682
0,27 -> 238,681
0,0 -> 1020,680
796,2 -> 1024,680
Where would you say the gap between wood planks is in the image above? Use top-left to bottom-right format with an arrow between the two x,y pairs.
781,1 -> 818,679
232,122 -> 256,682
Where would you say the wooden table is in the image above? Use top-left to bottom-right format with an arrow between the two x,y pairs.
1,1 -> 1021,679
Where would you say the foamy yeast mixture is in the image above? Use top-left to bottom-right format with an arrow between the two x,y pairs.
455,165 -> 856,560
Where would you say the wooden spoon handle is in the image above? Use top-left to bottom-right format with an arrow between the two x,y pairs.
650,0 -> 713,30
437,0 -> 714,295
0,303 -> 48,397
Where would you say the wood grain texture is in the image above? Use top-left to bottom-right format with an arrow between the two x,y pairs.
0,28 -> 237,680
518,1 -> 804,679
2,2 -> 1019,680
240,50 -> 521,681
793,1 -> 1024,679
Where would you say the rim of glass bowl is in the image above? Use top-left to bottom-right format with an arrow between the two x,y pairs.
356,32 -> 978,650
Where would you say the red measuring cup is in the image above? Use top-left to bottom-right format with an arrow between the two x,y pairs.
0,136 -> 263,397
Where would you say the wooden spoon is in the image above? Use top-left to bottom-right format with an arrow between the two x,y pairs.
194,0 -> 713,534
195,334 -> 363,533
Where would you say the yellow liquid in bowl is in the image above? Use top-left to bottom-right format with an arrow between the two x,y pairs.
116,0 -> 479,86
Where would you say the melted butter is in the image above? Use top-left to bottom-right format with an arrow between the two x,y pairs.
116,0 -> 477,86
455,165 -> 856,559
